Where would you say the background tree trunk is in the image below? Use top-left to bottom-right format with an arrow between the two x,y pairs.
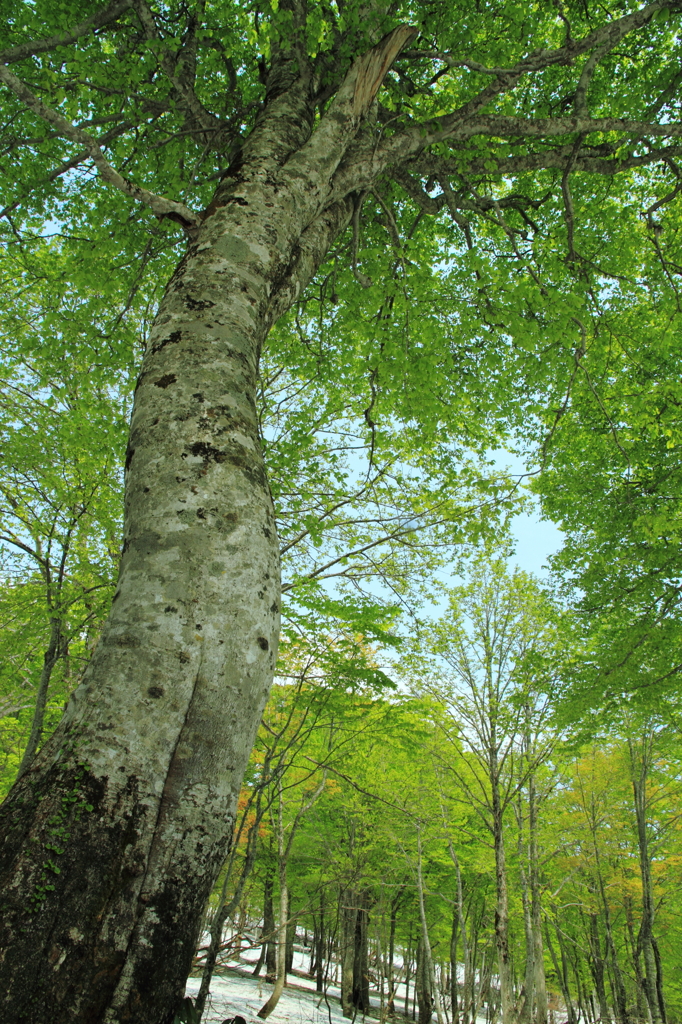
492,797 -> 514,1024
628,733 -> 664,1024
316,894 -> 326,993
264,870 -> 277,983
257,878 -> 288,1019
587,910 -> 611,1024
341,890 -> 357,1018
352,891 -> 371,1014
16,615 -> 62,777
416,932 -> 433,1024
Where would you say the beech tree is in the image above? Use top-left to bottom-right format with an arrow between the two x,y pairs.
2,2 -> 682,1022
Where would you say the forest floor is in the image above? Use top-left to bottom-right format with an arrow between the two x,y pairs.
185,947 -> 406,1024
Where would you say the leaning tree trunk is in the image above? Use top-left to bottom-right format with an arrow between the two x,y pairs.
0,177 -> 283,1024
0,26 -> 414,1024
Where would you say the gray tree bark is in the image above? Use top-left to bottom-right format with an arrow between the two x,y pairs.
0,25 -> 415,1023
0,189 -> 282,1022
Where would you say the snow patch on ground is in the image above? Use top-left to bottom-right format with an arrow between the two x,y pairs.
185,945 -> 491,1024
185,957 -> 349,1024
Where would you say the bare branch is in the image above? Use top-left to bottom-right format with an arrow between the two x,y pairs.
574,47 -> 604,118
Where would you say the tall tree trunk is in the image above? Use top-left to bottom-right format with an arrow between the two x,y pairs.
596,863 -> 629,1024
387,889 -> 400,1015
517,880 -> 534,1024
514,786 -> 533,1024
285,907 -> 296,978
258,788 -> 289,1020
0,185 -> 284,1023
545,921 -> 576,1024
404,927 -> 414,1019
652,937 -> 666,1024
624,897 -> 649,1024
257,878 -> 288,1019
450,906 -> 459,1024
473,949 -> 490,1024
531,878 -> 547,1024
448,846 -> 471,1024
586,911 -> 610,1024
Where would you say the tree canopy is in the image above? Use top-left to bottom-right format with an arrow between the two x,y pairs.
1,2 -> 682,1022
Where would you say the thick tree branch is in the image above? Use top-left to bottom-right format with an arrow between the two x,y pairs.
288,24 -> 418,180
372,1 -> 682,174
404,113 -> 682,155
404,144 -> 682,179
0,65 -> 200,230
330,111 -> 682,202
265,195 -> 356,328
399,0 -> 676,80
0,0 -> 133,65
